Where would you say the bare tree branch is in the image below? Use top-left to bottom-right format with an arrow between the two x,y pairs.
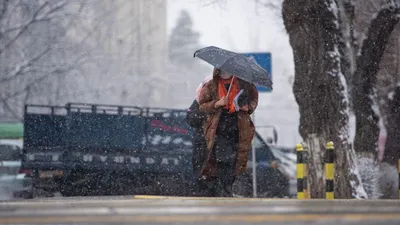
1,56 -> 88,102
0,0 -> 95,119
0,46 -> 51,83
41,0 -> 69,17
0,1 -> 49,55
0,0 -> 10,24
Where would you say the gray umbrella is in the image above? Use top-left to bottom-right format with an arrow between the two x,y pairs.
193,46 -> 273,89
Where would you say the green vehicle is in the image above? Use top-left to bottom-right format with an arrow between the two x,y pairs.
0,122 -> 32,199
0,122 -> 23,139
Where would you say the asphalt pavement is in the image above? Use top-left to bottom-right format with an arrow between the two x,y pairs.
0,195 -> 399,225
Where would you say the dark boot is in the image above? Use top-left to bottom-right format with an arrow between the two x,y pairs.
212,135 -> 237,198
216,162 -> 236,197
197,177 -> 218,197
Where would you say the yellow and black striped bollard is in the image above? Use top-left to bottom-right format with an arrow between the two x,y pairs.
303,144 -> 309,199
296,143 -> 305,199
325,141 -> 334,200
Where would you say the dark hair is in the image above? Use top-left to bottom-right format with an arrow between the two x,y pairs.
213,68 -> 221,76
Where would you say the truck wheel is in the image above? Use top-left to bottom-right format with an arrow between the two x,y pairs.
14,190 -> 34,199
33,187 -> 54,198
60,185 -> 75,197
24,191 -> 34,199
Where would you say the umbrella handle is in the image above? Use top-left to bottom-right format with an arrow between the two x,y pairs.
226,76 -> 235,96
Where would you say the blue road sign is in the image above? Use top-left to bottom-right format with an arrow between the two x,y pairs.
242,52 -> 272,92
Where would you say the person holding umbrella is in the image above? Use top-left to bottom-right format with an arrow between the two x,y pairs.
197,67 -> 259,197
193,46 -> 272,197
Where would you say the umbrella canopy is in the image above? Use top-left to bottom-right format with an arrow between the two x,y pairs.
194,46 -> 272,89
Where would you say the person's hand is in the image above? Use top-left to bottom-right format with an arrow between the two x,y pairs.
215,96 -> 228,108
240,105 -> 249,112
270,160 -> 279,169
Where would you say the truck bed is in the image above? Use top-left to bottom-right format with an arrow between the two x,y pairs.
22,103 -> 194,174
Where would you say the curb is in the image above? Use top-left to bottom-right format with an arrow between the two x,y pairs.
132,195 -> 293,200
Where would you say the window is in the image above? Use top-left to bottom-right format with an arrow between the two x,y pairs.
250,135 -> 275,162
252,135 -> 264,149
0,144 -> 21,161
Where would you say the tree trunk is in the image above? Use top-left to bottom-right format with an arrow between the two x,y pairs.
338,0 -> 357,83
383,86 -> 400,166
352,7 -> 400,157
283,0 -> 367,199
305,134 -> 325,198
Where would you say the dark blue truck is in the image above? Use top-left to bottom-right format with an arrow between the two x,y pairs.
21,102 -> 290,198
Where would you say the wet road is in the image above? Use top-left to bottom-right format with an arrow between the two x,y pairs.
0,196 -> 400,225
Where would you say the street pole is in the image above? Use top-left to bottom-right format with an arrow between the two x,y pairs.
251,112 -> 257,198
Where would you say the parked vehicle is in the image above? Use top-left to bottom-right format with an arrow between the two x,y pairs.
0,122 -> 33,199
269,146 -> 296,197
21,103 -> 290,198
